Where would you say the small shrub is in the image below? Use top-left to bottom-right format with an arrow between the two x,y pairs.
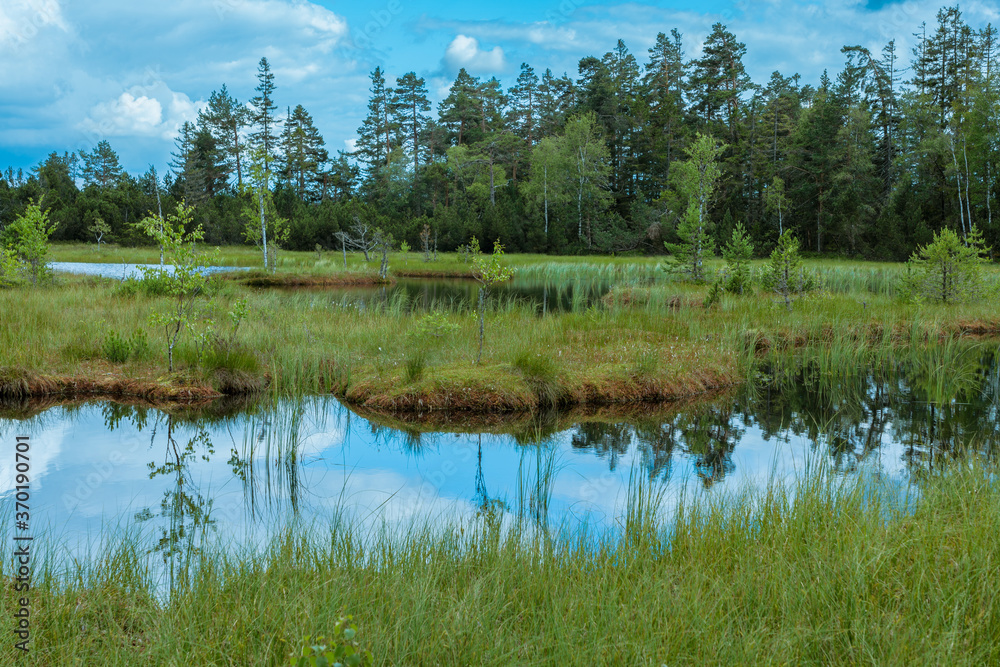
901,226 -> 991,304
289,616 -> 372,667
410,311 -> 460,341
722,222 -> 754,294
102,329 -> 152,364
128,329 -> 151,360
703,278 -> 723,309
115,273 -> 175,298
0,247 -> 20,288
759,231 -> 815,310
102,331 -> 132,363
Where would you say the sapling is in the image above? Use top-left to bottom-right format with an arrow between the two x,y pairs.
4,201 -> 57,285
471,237 -> 515,364
134,201 -> 219,372
903,226 -> 990,304
89,216 -> 111,251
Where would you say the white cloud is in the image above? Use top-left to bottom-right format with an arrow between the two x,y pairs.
79,82 -> 202,141
443,34 -> 507,74
343,138 -> 357,152
0,0 -> 68,48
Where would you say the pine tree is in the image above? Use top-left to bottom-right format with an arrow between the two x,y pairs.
439,68 -> 483,146
278,104 -> 328,201
509,63 -> 540,145
721,221 -> 754,294
642,30 -> 688,198
355,67 -> 399,176
392,72 -> 431,181
79,140 -> 122,189
690,23 -> 752,137
199,84 -> 250,190
249,57 -> 279,183
536,69 -> 576,137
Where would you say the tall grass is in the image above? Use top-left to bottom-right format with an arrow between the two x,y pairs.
6,459 -> 1000,664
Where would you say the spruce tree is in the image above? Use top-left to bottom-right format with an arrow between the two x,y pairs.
249,57 -> 279,183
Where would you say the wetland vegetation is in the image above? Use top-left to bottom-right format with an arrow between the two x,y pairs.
4,2 -> 1000,661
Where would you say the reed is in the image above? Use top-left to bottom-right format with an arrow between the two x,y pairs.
6,459 -> 1000,664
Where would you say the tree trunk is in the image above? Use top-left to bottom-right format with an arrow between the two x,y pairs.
259,190 -> 269,270
476,287 -> 486,364
543,164 -> 549,236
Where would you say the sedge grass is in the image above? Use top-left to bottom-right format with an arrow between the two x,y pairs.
4,459 -> 1000,664
7,255 -> 1000,410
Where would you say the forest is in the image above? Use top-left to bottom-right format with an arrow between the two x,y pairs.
0,4 -> 997,261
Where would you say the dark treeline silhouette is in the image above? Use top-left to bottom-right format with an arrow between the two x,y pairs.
1,5 -> 997,259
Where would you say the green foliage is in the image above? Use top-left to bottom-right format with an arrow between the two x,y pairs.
89,216 -> 111,248
410,311 -> 460,341
703,278 -> 723,309
4,201 -> 58,285
115,272 -> 175,297
200,340 -> 259,374
663,133 -> 726,283
760,230 -> 814,310
102,329 -> 150,363
471,238 -> 515,289
0,247 -> 20,288
721,222 -> 754,294
242,148 -> 289,271
762,176 -> 787,236
902,226 -> 991,304
471,239 -> 515,364
512,349 -> 565,405
403,350 -> 427,384
133,201 -> 219,372
289,617 -> 372,667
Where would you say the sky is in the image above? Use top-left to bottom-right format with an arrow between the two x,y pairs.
1,0 -> 998,177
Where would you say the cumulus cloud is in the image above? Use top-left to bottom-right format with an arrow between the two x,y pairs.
79,79 -> 202,142
422,0 -> 1000,86
443,34 -> 506,74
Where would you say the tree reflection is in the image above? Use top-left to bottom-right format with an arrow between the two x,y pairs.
141,414 -> 216,594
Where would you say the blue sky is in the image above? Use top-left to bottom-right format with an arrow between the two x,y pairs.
0,0 -> 996,176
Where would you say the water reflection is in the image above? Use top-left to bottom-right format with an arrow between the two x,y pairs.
283,277 -> 611,314
1,344 -> 999,578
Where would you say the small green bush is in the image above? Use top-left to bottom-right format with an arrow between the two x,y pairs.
102,331 -> 132,363
289,616 -> 372,667
901,226 -> 991,304
114,273 -> 175,298
102,329 -> 152,364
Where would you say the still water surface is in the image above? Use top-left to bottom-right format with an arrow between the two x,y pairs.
2,348 -> 998,571
53,261 -> 608,312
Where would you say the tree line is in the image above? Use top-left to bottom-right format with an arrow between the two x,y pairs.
1,4 -> 997,260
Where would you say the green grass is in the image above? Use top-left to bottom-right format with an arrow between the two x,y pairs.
6,459 -> 1000,664
8,249 -> 1000,409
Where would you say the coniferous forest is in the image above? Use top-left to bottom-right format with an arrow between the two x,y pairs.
2,5 -> 997,260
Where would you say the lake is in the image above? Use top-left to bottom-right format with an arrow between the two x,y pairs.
3,345 -> 996,581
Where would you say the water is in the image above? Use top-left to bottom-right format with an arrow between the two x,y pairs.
52,262 -> 248,280
280,277 -> 612,314
2,351 -> 998,577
